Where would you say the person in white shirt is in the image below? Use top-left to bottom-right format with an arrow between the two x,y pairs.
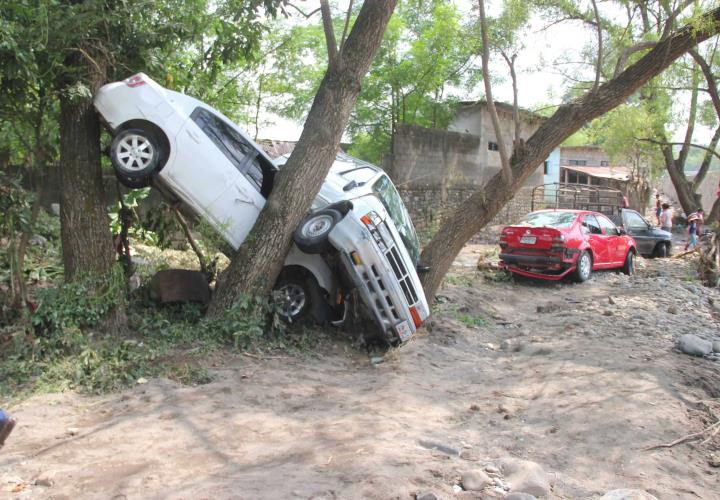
659,203 -> 673,232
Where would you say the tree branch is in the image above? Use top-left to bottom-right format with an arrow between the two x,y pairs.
478,0 -> 511,184
689,48 -> 720,117
694,125 -> 720,189
613,41 -> 656,78
286,3 -> 321,19
339,0 -> 355,54
590,0 -> 602,91
501,50 -> 520,145
320,0 -> 338,64
637,137 -> 720,165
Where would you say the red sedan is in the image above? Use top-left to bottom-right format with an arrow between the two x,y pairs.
498,210 -> 637,282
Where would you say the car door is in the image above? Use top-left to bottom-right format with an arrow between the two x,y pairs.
622,210 -> 654,255
581,214 -> 610,266
596,213 -> 625,264
162,107 -> 241,212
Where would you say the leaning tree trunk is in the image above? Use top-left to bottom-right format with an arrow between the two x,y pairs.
209,0 -> 397,316
419,6 -> 720,299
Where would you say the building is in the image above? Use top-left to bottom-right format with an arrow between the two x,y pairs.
382,101 -> 549,237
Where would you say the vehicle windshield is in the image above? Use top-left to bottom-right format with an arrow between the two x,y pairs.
372,175 -> 420,266
519,211 -> 578,228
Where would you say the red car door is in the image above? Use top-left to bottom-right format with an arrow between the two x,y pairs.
581,214 -> 610,266
596,214 -> 623,264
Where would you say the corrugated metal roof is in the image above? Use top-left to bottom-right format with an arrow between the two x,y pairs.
562,165 -> 631,181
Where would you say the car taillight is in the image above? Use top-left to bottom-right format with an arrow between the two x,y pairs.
551,235 -> 565,252
124,74 -> 146,88
409,306 -> 422,328
499,233 -> 509,249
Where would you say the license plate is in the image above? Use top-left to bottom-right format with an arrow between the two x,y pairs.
396,321 -> 413,342
520,235 -> 536,244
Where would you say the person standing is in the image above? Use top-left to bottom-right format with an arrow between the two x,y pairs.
685,212 -> 700,250
0,409 -> 15,449
660,203 -> 673,232
655,193 -> 662,225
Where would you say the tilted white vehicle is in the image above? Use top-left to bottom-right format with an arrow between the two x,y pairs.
94,73 -> 429,344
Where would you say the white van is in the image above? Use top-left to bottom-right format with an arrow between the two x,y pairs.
94,73 -> 429,344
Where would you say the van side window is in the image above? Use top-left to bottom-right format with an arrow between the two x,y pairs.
190,107 -> 266,193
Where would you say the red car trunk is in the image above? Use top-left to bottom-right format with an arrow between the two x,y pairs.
500,226 -> 564,251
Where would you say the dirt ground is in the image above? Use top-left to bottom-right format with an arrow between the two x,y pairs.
1,245 -> 720,499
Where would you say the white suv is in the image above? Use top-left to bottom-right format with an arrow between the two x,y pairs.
94,73 -> 429,344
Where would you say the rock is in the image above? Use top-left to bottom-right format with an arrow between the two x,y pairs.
712,340 -> 720,353
505,494 -> 538,500
419,439 -> 459,456
461,470 -> 491,491
708,452 -> 720,467
602,310 -> 614,316
484,464 -> 500,474
501,339 -> 524,352
66,427 -> 79,436
667,305 -> 678,315
676,334 -> 713,357
34,476 -> 54,487
608,296 -> 616,305
28,234 -> 48,246
415,492 -> 439,500
149,269 -> 210,304
599,489 -> 658,500
50,203 -> 60,216
497,457 -> 550,497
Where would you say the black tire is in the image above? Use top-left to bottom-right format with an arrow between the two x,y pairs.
110,128 -> 161,179
622,250 -> 635,276
573,251 -> 592,282
273,271 -> 315,322
116,174 -> 151,189
654,242 -> 669,258
293,209 -> 342,254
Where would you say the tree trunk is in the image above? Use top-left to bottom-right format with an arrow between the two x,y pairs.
208,0 -> 397,316
59,96 -> 116,281
419,6 -> 720,299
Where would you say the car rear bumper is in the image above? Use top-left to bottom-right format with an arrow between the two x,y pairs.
499,253 -> 563,266
498,261 -> 575,281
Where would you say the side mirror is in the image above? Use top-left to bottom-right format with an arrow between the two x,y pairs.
617,228 -> 626,236
417,265 -> 431,274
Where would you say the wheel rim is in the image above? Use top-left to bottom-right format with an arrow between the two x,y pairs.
115,134 -> 155,172
278,283 -> 306,318
301,214 -> 334,239
579,253 -> 591,279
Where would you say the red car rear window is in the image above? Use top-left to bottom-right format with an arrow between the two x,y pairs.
519,211 -> 577,228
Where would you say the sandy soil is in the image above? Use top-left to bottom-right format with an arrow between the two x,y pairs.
1,246 -> 719,499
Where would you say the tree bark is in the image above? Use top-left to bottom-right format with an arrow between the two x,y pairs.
208,0 -> 397,316
419,6 -> 720,299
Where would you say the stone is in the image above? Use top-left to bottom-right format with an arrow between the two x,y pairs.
708,452 -> 720,467
484,464 -> 500,474
505,494 -> 538,500
676,334 -> 713,357
497,457 -> 550,497
461,470 -> 491,491
501,339 -> 524,352
608,296 -> 616,305
50,203 -> 60,216
667,306 -> 678,315
419,439 -> 459,456
66,428 -> 79,436
415,492 -> 439,500
712,340 -> 720,353
149,269 -> 210,304
599,489 -> 658,500
34,477 -> 54,487
602,310 -> 614,316
28,234 -> 48,246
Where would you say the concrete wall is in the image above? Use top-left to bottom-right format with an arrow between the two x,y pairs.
660,171 -> 720,213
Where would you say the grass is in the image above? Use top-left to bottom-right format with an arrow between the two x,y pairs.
445,304 -> 490,329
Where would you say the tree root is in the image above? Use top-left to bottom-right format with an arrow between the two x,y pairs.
644,415 -> 720,451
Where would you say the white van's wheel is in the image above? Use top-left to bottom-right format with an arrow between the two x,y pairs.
274,271 -> 315,322
294,209 -> 342,254
110,128 -> 161,179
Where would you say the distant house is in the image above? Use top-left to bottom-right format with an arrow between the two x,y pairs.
557,145 -> 631,188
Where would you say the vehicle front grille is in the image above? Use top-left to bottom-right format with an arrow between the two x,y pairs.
362,265 -> 400,322
382,224 -> 419,306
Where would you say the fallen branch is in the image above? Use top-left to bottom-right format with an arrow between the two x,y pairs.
673,248 -> 699,259
644,420 -> 720,451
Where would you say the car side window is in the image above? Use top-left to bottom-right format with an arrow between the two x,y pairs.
191,107 -> 264,192
582,215 -> 602,235
624,211 -> 649,230
596,214 -> 619,235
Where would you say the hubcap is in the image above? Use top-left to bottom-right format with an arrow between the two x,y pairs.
116,134 -> 154,172
579,254 -> 590,279
278,283 -> 306,318
301,214 -> 333,239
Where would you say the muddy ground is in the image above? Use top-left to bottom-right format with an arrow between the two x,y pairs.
1,245 -> 719,499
